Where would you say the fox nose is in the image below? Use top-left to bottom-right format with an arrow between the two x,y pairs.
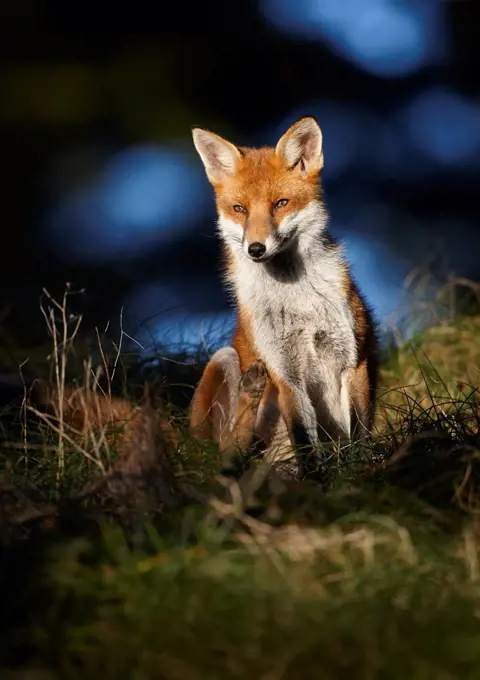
248,242 -> 266,259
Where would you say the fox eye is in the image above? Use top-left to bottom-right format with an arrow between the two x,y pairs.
233,204 -> 247,214
274,198 -> 289,209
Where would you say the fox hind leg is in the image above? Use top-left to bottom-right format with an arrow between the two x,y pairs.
190,347 -> 241,447
349,360 -> 374,440
189,348 -> 267,477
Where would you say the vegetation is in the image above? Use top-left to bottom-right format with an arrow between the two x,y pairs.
1,282 -> 480,679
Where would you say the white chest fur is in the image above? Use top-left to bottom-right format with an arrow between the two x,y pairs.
232,242 -> 357,389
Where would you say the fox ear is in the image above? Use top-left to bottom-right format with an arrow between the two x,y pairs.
275,116 -> 323,175
192,127 -> 242,183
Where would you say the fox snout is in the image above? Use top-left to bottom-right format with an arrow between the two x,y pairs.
243,219 -> 296,262
243,217 -> 274,261
243,231 -> 271,262
246,241 -> 267,260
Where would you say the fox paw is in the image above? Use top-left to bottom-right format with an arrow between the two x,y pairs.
239,360 -> 267,398
296,451 -> 328,486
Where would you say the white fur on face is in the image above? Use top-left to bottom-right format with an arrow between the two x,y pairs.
217,215 -> 244,252
276,199 -> 328,252
217,200 -> 328,262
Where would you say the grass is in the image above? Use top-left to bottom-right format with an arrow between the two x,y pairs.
1,283 -> 480,678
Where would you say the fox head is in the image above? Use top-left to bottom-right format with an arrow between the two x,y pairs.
192,116 -> 327,263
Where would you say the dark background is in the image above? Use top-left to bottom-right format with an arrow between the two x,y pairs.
1,0 -> 479,358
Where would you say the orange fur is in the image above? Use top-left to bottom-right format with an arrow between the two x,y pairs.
342,269 -> 379,435
214,147 -> 320,243
231,308 -> 260,371
189,358 -> 234,446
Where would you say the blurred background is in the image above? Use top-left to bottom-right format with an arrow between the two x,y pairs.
0,0 -> 479,359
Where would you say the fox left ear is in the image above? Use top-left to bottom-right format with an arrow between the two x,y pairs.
191,127 -> 242,184
275,116 -> 324,175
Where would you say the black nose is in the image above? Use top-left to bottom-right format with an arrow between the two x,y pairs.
248,242 -> 266,259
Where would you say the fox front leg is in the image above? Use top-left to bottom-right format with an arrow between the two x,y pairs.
276,382 -> 323,480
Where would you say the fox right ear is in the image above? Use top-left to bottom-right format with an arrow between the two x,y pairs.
192,127 -> 242,184
275,116 -> 324,175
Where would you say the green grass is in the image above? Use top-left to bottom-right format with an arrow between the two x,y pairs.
2,299 -> 480,678
5,520 -> 480,680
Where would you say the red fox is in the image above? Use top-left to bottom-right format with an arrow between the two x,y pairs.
189,116 -> 379,479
